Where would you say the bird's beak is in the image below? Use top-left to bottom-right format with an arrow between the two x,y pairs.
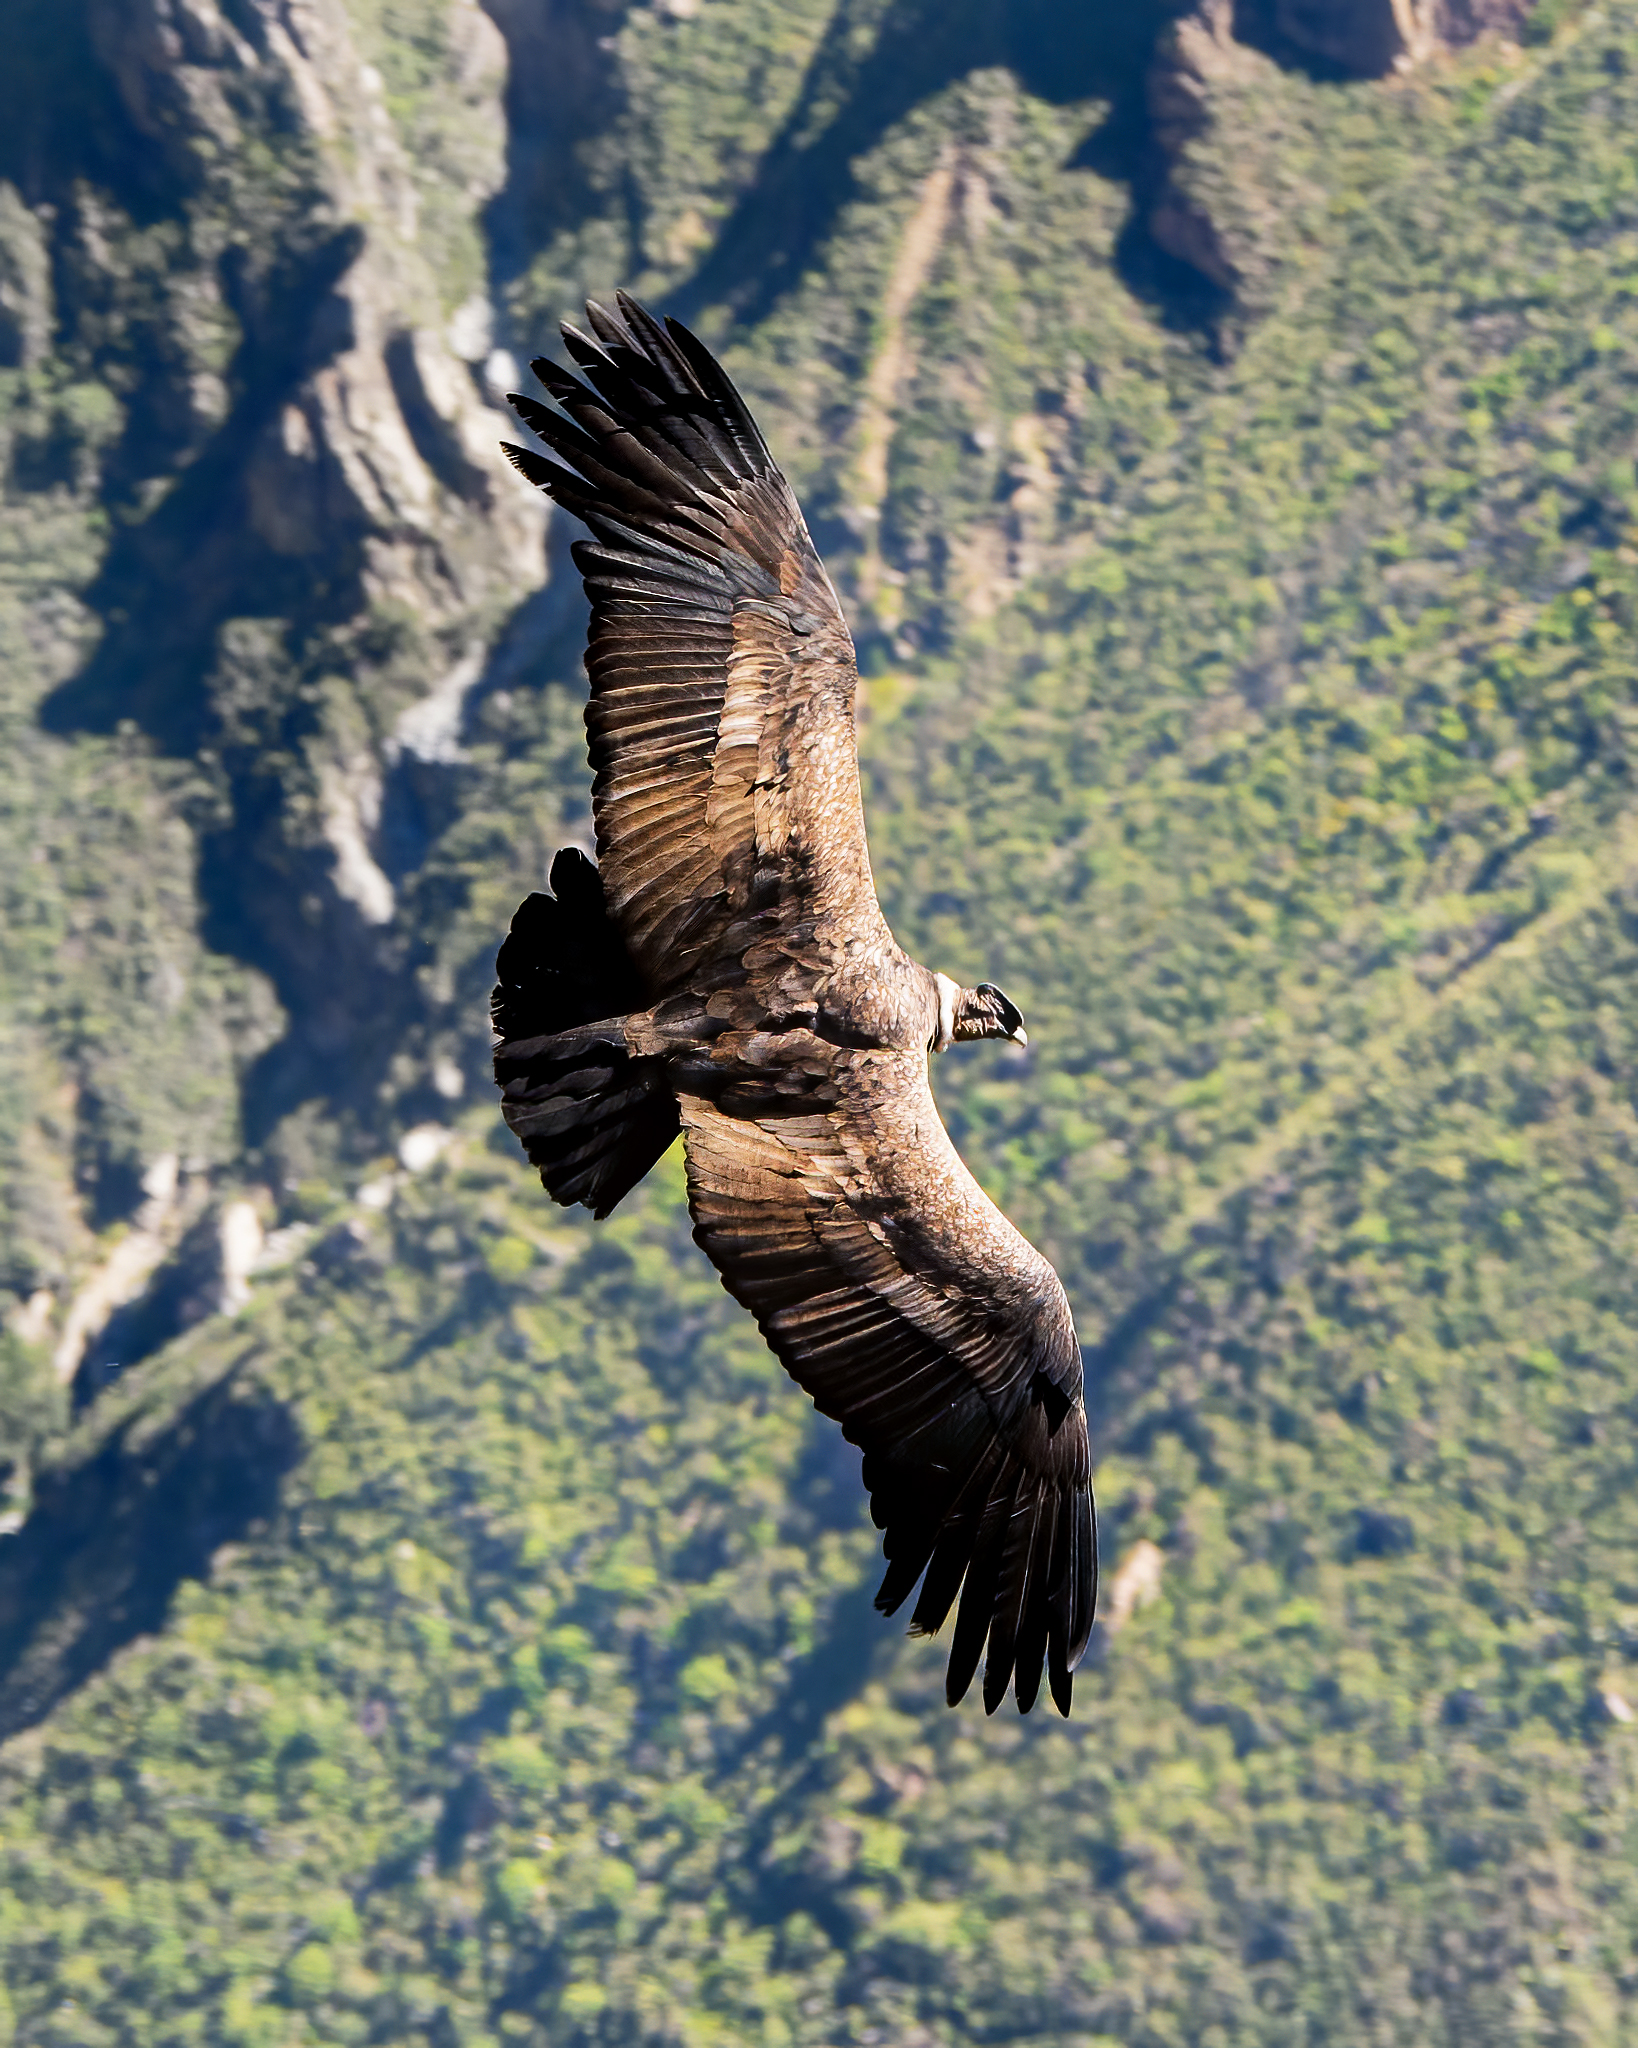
1010,1025 -> 1028,1047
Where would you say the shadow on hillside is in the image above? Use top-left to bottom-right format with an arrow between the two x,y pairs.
16,1 -> 579,1157
483,0 -> 633,293
31,219 -> 439,1146
0,0 -> 172,220
38,225 -> 366,752
35,241 -> 584,1153
750,1573 -> 889,1764
666,0 -> 1210,330
0,1367 -> 300,1746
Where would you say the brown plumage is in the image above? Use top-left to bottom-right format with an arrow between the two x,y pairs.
492,294 -> 1096,1714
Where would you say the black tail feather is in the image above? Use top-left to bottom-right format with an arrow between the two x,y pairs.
493,849 -> 679,1218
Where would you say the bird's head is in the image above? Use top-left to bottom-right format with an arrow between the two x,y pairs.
934,974 -> 1028,1052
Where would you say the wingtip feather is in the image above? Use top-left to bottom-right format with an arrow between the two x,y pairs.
944,1471 -> 1016,1709
981,1482 -> 1042,1716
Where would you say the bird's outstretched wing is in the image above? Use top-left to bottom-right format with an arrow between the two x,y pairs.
680,1036 -> 1095,1715
504,297 -> 1097,1712
503,292 -> 889,996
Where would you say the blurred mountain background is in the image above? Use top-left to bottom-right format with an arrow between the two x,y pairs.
4,0 -> 1638,2040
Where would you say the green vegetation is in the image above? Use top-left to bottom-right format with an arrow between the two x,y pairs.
5,1 -> 1638,2042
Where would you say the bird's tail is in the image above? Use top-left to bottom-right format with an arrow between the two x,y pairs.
492,847 -> 680,1218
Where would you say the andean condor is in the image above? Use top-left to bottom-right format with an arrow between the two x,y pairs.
492,295 -> 1096,1715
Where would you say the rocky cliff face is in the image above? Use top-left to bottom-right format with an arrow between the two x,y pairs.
66,0 -> 548,987
1245,0 -> 1534,72
0,0 -> 610,1523
1145,0 -> 1539,299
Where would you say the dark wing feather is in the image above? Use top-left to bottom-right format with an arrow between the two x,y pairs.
679,1045 -> 1096,1715
505,293 -> 889,995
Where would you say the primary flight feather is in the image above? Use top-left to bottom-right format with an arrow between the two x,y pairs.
491,294 -> 1096,1715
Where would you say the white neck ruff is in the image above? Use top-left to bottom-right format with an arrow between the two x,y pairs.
934,972 -> 959,1053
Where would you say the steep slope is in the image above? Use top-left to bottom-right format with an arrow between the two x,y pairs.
5,2 -> 1638,2045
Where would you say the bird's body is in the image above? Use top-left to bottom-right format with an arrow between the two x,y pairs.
492,295 -> 1096,1715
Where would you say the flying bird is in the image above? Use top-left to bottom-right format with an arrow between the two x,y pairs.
491,295 -> 1096,1714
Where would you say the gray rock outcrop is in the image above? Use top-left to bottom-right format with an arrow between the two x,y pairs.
1147,0 -> 1539,305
